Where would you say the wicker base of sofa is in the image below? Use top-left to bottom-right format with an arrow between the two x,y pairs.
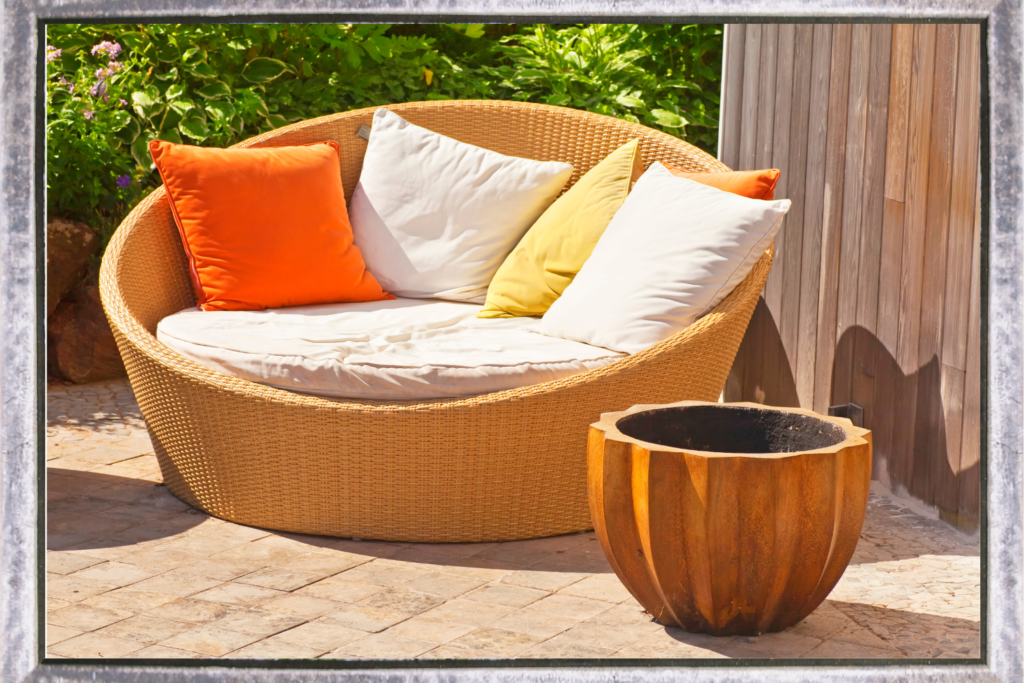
101,100 -> 772,543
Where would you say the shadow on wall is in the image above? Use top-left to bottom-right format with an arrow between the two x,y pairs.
730,301 -> 979,532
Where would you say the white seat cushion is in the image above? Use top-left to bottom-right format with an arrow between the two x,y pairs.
157,298 -> 623,400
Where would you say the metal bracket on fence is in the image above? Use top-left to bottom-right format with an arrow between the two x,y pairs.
827,403 -> 864,427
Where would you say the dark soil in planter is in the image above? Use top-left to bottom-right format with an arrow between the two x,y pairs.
617,404 -> 847,454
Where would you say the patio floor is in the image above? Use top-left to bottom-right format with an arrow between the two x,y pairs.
46,379 -> 981,661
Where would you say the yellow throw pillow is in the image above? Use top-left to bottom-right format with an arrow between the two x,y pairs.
478,139 -> 643,318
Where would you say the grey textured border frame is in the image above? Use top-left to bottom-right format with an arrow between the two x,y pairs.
0,1 -> 1016,681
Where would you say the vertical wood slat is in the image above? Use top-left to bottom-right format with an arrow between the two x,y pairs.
725,24 -> 765,402
851,23 -> 894,438
915,24 -> 960,511
942,24 -> 982,372
957,173 -> 982,530
718,24 -> 747,170
873,198 -> 907,474
795,24 -> 834,409
939,364 -> 967,523
831,23 -> 872,408
764,24 -> 795,314
884,25 -> 915,201
948,25 -> 982,532
872,25 -> 915,475
755,25 -> 780,171
719,24 -> 745,400
891,24 -> 937,487
742,24 -> 780,403
778,23 -> 816,407
739,25 -> 764,171
761,24 -> 797,407
812,24 -> 853,414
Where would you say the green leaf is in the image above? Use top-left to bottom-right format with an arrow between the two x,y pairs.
56,36 -> 91,53
301,61 -> 313,78
165,83 -> 186,100
156,43 -> 179,63
662,79 -> 701,92
187,63 -> 217,79
196,81 -> 231,99
513,69 -> 546,80
263,113 -> 289,129
178,116 -> 209,140
242,57 -> 291,83
546,93 -> 572,107
130,134 -> 154,168
253,96 -> 270,118
230,115 -> 244,134
120,115 -> 141,142
157,129 -> 182,144
227,39 -> 247,51
107,110 -> 131,132
655,99 -> 679,114
155,67 -> 179,82
205,100 -> 235,121
131,87 -> 163,119
169,98 -> 196,116
182,47 -> 201,62
464,24 -> 486,39
651,108 -> 687,128
615,94 -> 645,109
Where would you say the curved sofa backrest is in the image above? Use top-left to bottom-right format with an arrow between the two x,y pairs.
239,100 -> 728,203
102,100 -> 728,335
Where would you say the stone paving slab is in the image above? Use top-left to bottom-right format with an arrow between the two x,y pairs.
46,379 -> 981,660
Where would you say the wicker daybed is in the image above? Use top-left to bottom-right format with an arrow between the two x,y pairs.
99,100 -> 773,543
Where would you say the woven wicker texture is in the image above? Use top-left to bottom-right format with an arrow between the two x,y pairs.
100,100 -> 773,542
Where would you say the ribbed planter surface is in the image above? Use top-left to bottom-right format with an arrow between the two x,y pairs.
588,400 -> 872,636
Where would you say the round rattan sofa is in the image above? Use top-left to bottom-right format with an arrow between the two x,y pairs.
99,100 -> 773,543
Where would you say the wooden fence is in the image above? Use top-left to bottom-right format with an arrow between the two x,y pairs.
719,23 -> 982,531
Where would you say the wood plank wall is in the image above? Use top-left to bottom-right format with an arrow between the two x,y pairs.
720,23 -> 982,531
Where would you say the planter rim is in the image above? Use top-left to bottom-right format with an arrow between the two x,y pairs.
592,400 -> 870,459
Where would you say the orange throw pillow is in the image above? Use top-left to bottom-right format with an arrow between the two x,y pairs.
660,163 -> 781,200
150,140 -> 393,311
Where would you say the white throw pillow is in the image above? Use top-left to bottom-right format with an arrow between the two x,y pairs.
532,162 -> 791,354
348,108 -> 574,302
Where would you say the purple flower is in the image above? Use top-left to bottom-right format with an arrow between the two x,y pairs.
83,110 -> 95,120
116,175 -> 131,188
94,62 -> 124,80
89,80 -> 108,101
91,41 -> 122,60
119,98 -> 128,107
46,45 -> 62,63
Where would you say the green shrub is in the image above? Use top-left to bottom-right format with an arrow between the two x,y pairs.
476,24 -> 722,150
45,23 -> 722,245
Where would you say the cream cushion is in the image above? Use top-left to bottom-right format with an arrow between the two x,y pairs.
533,163 -> 792,354
157,299 -> 622,400
348,108 -> 574,303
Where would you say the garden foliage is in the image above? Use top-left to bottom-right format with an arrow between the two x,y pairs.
46,23 -> 722,243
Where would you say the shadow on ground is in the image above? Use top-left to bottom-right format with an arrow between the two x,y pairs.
47,465 -> 614,574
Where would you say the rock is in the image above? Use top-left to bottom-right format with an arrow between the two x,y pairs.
47,217 -> 99,316
48,276 -> 126,383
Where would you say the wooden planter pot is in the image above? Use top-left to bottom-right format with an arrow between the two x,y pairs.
588,400 -> 872,636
